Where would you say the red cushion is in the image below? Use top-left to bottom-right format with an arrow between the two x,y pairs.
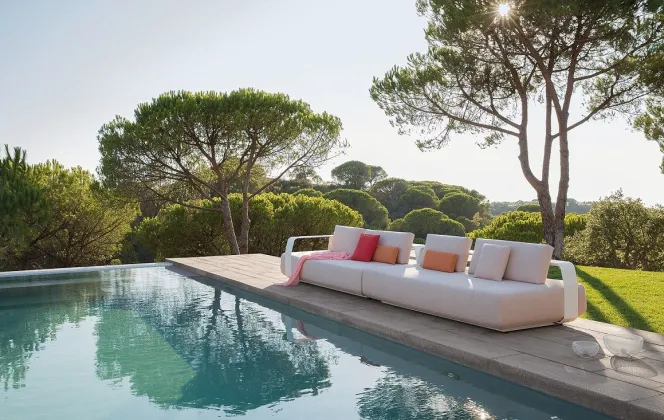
351,233 -> 381,262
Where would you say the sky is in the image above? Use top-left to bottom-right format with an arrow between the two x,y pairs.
1,0 -> 663,205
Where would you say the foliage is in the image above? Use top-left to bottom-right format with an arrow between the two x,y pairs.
370,177 -> 410,219
323,189 -> 388,229
470,211 -> 587,244
397,186 -> 438,217
635,98 -> 664,172
138,193 -> 363,259
0,146 -> 45,259
98,89 -> 345,254
517,203 -> 541,213
293,188 -> 323,197
330,160 -> 387,190
1,157 -> 137,270
438,192 -> 481,220
565,191 -> 664,270
455,216 -> 478,233
370,0 -> 664,257
391,208 -> 465,240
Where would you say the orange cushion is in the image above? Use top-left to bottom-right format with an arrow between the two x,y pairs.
372,245 -> 400,264
422,250 -> 459,273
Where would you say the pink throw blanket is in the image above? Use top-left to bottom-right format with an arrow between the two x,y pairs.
281,251 -> 351,286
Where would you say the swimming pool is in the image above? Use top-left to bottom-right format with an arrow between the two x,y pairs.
0,266 -> 613,419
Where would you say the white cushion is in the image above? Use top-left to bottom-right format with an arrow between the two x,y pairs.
365,229 -> 415,264
417,234 -> 472,272
327,225 -> 365,254
469,239 -> 553,284
474,244 -> 511,281
361,265 -> 587,331
281,251 -> 365,295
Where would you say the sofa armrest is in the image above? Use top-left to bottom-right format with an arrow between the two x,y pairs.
284,235 -> 333,276
550,259 -> 579,323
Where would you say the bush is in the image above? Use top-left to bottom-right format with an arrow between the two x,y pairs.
323,189 -> 389,229
565,192 -> 664,270
391,208 -> 465,240
469,211 -> 587,244
137,193 -> 363,259
293,188 -> 323,197
438,192 -> 481,220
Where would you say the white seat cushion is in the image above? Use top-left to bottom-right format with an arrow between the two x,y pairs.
362,265 -> 586,331
417,234 -> 473,272
328,225 -> 365,254
365,229 -> 415,264
281,251 -> 389,296
469,238 -> 553,285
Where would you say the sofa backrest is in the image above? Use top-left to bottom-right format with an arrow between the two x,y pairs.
469,238 -> 553,284
365,229 -> 415,264
328,225 -> 365,254
418,234 -> 473,272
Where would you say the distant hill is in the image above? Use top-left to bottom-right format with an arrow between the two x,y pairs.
489,199 -> 593,216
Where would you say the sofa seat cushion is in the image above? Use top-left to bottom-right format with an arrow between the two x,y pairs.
281,251 -> 396,296
362,266 -> 586,331
366,229 -> 415,264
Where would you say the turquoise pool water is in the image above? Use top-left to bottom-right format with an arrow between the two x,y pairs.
0,266 -> 612,420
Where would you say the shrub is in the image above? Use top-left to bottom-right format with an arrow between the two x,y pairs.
293,188 -> 323,197
138,193 -> 363,259
323,189 -> 389,229
469,211 -> 587,244
438,192 -> 481,220
565,192 -> 664,270
391,208 -> 465,240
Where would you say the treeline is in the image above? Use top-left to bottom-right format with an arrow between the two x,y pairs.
0,147 -> 137,271
489,199 -> 593,216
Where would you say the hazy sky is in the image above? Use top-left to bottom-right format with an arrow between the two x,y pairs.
1,0 -> 663,204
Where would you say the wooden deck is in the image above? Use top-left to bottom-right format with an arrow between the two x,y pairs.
167,254 -> 664,420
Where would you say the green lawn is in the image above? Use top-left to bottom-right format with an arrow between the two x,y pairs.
549,265 -> 664,334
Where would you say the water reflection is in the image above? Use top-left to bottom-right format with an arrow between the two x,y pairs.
93,272 -> 333,414
0,274 -> 104,391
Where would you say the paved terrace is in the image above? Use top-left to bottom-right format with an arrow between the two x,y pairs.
167,254 -> 664,420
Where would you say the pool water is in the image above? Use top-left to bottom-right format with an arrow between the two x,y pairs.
0,266 -> 612,420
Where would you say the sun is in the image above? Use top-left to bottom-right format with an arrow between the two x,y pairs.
498,3 -> 511,17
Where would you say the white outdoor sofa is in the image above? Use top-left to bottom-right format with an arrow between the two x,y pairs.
280,226 -> 587,332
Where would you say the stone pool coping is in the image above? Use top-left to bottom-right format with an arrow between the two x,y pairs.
167,254 -> 664,420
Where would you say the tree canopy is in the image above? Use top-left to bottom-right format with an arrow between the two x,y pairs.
371,0 -> 664,257
323,189 -> 389,229
98,89 -> 345,254
390,208 -> 466,240
331,160 -> 387,190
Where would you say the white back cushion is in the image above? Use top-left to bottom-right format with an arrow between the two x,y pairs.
365,229 -> 415,264
469,238 -> 553,284
418,234 -> 472,272
328,225 -> 365,254
474,244 -> 511,281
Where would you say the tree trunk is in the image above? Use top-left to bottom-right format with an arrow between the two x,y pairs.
552,127 -> 571,260
219,195 -> 240,255
239,197 -> 250,254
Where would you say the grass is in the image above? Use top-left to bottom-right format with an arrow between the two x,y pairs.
549,265 -> 664,334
